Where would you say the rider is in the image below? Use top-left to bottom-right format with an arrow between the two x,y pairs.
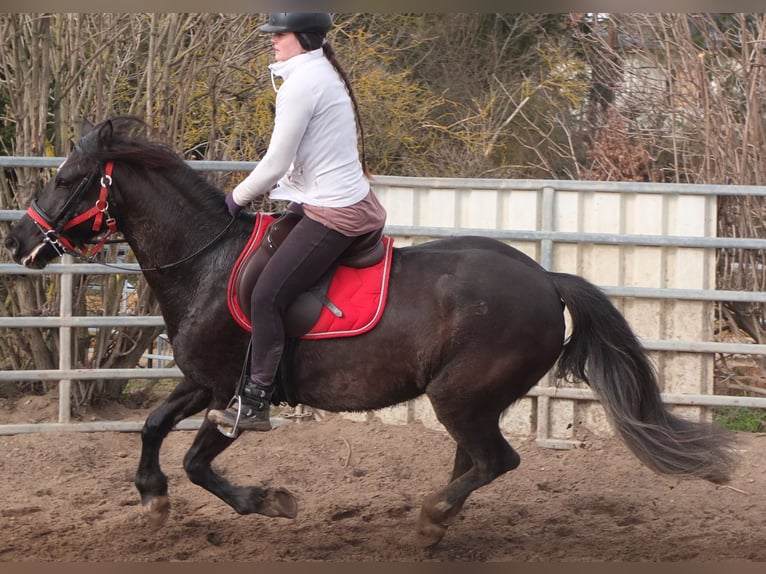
207,12 -> 387,433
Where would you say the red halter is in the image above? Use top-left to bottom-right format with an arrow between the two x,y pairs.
26,161 -> 118,258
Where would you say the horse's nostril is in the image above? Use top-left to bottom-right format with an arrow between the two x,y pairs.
4,235 -> 18,254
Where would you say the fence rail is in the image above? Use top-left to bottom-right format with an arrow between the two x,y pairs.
3,156 -> 766,436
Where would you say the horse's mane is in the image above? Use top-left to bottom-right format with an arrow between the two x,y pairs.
82,116 -> 226,210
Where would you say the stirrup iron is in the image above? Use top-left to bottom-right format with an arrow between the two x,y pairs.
216,394 -> 245,438
216,341 -> 252,438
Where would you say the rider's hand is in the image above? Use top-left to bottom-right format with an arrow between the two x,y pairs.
225,193 -> 243,218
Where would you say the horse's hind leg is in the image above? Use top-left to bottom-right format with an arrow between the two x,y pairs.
135,377 -> 211,528
416,423 -> 520,547
416,364 -> 530,548
450,445 -> 473,481
428,444 -> 475,522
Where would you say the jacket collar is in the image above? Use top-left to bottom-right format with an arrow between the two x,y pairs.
269,48 -> 324,82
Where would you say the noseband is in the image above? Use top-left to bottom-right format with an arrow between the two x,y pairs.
26,161 -> 118,258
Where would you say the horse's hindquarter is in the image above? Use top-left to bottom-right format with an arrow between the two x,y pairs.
289,237 -> 566,412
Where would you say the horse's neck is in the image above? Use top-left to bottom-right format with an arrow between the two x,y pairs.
118,187 -> 230,273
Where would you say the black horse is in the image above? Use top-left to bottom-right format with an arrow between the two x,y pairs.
4,117 -> 734,548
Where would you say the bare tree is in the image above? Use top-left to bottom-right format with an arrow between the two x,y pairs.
0,13 -> 271,405
564,14 -> 766,384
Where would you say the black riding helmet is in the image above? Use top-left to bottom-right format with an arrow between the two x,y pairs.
260,13 -> 333,34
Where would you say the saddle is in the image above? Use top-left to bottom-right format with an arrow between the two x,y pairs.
227,205 -> 391,339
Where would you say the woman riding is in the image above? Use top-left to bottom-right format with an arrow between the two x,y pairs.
207,12 -> 387,434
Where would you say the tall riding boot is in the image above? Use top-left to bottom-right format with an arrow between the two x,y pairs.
207,377 -> 274,433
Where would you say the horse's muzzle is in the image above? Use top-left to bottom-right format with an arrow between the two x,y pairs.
4,234 -> 49,269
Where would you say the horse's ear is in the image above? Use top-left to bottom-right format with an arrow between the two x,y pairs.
97,120 -> 114,147
80,118 -> 95,136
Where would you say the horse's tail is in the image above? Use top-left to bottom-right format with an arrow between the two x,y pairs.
549,271 -> 735,484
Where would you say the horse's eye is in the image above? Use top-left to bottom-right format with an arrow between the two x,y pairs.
55,176 -> 73,189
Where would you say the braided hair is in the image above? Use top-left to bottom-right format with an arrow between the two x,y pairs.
297,32 -> 372,180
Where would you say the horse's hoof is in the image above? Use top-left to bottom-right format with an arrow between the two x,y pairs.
261,487 -> 298,518
142,495 -> 170,529
416,520 -> 446,548
416,506 -> 448,548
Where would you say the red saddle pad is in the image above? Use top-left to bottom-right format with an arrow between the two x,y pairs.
227,213 -> 394,339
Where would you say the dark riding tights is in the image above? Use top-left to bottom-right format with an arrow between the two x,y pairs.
249,215 -> 354,386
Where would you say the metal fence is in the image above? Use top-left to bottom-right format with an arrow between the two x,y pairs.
3,155 -> 766,436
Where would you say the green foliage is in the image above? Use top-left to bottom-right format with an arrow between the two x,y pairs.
714,406 -> 766,433
361,13 -> 582,178
334,20 -> 450,176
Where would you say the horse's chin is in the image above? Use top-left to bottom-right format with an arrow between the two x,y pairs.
20,243 -> 53,269
23,259 -> 50,270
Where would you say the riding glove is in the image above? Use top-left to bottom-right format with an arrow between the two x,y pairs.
225,193 -> 243,217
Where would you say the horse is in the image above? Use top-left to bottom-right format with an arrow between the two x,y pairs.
3,116 -> 735,548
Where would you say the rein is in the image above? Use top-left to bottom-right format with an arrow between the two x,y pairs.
27,160 -> 237,273
138,216 -> 237,273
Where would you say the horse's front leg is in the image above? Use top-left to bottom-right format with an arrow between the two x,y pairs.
134,377 -> 211,528
183,419 -> 298,519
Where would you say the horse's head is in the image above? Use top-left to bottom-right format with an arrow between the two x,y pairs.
4,119 -> 120,269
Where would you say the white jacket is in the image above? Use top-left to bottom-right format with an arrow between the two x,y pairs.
231,49 -> 369,208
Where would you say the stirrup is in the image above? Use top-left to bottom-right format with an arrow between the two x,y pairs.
215,394 -> 245,438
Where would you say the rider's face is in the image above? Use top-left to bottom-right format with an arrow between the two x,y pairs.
271,32 -> 304,62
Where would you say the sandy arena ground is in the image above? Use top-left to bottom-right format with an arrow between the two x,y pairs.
1,392 -> 765,562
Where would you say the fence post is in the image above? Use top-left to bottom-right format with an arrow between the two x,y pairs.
58,253 -> 73,423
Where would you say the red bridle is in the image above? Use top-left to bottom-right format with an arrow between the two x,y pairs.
26,161 -> 118,258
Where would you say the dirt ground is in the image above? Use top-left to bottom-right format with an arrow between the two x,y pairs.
1,392 -> 765,563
